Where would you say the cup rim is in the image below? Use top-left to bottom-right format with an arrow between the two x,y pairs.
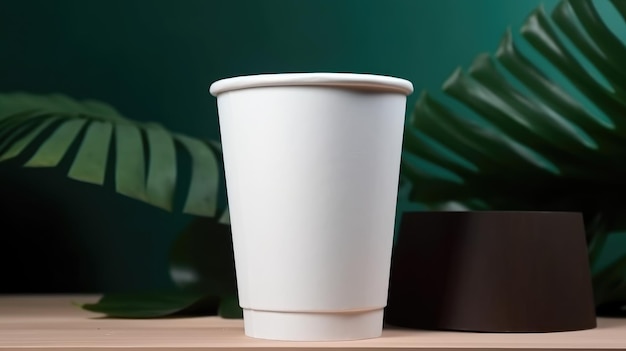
209,73 -> 414,96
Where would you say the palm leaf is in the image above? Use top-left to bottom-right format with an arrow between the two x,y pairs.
403,0 -> 626,311
0,92 -> 221,217
79,292 -> 219,318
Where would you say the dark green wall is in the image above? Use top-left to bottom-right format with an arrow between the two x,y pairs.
4,0 -> 602,291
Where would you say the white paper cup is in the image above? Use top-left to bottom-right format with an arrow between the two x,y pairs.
210,73 -> 413,341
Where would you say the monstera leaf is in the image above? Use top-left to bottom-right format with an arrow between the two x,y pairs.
79,216 -> 242,319
403,0 -> 626,313
0,92 -> 224,217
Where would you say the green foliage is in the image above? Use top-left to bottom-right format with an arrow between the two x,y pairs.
0,92 -> 223,217
79,217 -> 241,319
169,217 -> 237,299
79,293 -> 218,318
218,295 -> 244,319
79,291 -> 243,319
403,0 -> 626,314
0,93 -> 238,318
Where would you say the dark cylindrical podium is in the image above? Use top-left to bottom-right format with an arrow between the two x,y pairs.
385,211 -> 596,332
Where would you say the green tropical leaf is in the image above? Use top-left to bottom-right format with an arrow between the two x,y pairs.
79,292 -> 242,319
218,295 -> 243,319
79,292 -> 219,318
593,253 -> 626,311
67,121 -> 113,185
0,92 -> 222,217
587,213 -> 612,269
403,0 -> 626,312
169,217 -> 237,298
114,123 -> 148,202
612,0 -> 626,20
0,117 -> 59,162
24,119 -> 88,167
175,134 -> 219,217
79,215 -> 239,319
145,124 -> 177,211
0,114 -> 46,154
82,215 -> 239,320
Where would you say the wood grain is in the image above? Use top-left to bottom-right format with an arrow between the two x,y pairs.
0,295 -> 625,350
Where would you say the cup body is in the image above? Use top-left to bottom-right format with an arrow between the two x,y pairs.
210,73 -> 412,341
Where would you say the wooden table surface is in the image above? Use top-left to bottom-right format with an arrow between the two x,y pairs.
1,295 -> 625,350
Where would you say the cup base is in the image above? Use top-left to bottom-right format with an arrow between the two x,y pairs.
243,308 -> 383,341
